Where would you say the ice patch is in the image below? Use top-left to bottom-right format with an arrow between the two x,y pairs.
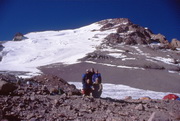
108,53 -> 126,58
122,58 -> 136,61
148,56 -> 175,65
69,82 -> 180,99
168,70 -> 180,75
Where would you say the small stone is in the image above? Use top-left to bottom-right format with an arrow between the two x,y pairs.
66,105 -> 73,110
106,109 -> 112,114
30,96 -> 35,101
18,103 -> 25,108
135,104 -> 145,111
27,113 -> 35,119
124,96 -> 132,100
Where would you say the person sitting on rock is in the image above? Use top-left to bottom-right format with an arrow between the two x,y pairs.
92,78 -> 103,98
92,70 -> 102,83
82,69 -> 92,85
81,79 -> 93,96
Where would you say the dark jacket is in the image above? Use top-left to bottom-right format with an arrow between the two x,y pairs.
82,73 -> 92,84
82,73 -> 93,89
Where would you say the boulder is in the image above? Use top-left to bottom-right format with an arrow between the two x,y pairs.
13,32 -> 24,41
26,75 -> 81,96
171,38 -> 180,48
0,80 -> 17,95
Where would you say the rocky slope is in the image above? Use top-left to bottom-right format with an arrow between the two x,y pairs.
0,74 -> 180,121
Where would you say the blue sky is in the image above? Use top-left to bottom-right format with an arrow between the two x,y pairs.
0,0 -> 180,41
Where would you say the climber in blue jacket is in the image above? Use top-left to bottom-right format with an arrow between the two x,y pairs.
92,70 -> 102,83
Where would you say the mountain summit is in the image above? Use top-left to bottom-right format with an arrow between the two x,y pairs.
98,18 -> 169,46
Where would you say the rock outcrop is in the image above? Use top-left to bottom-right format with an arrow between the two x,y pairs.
0,44 -> 3,61
0,44 -> 3,51
98,18 -> 170,47
25,74 -> 81,96
171,38 -> 180,48
151,33 -> 169,44
13,32 -> 24,41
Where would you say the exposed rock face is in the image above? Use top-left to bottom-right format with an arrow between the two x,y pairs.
171,38 -> 180,48
98,18 -> 132,31
0,44 -> 3,61
0,44 -> 3,51
99,18 -> 169,46
104,33 -> 123,45
13,32 -> 24,41
151,33 -> 169,44
0,74 -> 180,121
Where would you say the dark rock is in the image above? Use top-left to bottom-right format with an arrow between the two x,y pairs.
0,80 -> 17,95
100,23 -> 114,31
104,33 -> 123,45
124,31 -> 148,45
101,18 -> 158,45
13,32 -> 24,41
117,25 -> 129,33
98,18 -> 132,30
143,63 -> 165,70
0,44 -> 4,52
0,109 -> 3,120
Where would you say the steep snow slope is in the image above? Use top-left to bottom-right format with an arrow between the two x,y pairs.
0,23 -> 113,77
